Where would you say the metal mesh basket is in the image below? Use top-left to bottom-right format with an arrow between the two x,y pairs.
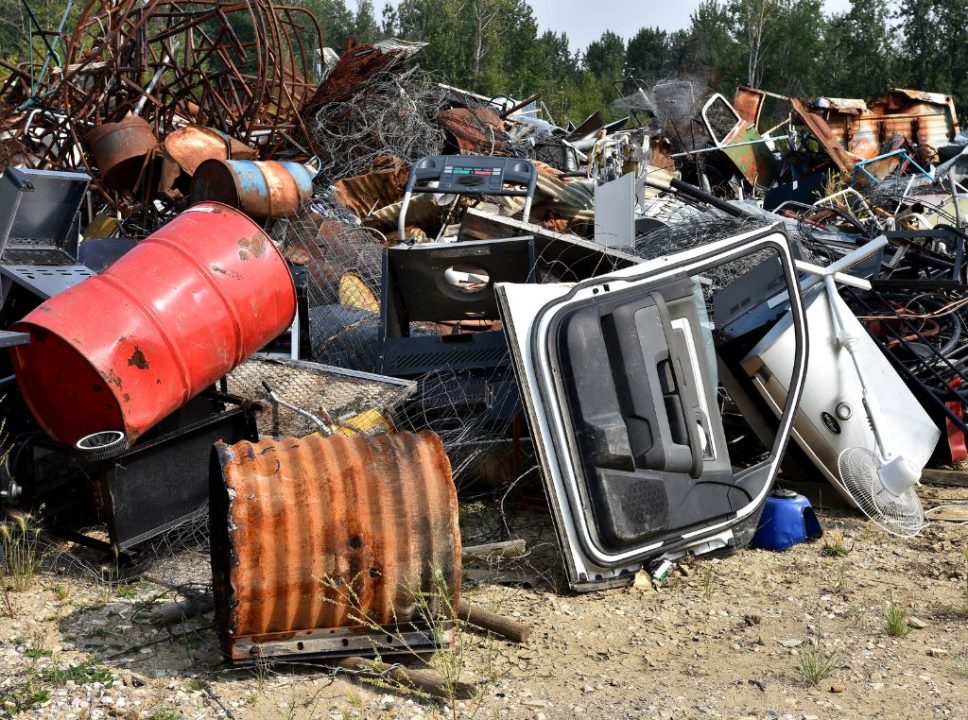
225,354 -> 415,438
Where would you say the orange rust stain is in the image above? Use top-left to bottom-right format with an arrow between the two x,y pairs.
238,234 -> 266,262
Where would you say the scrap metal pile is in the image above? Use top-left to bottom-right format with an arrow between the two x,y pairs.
2,2 -> 968,683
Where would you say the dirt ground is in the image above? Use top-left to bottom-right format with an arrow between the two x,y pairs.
0,483 -> 967,720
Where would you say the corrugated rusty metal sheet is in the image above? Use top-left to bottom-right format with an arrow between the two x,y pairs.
210,430 -> 461,663
733,86 -> 766,127
870,89 -> 960,149
437,107 -> 512,155
332,155 -> 410,217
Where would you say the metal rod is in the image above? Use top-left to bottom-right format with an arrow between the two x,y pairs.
670,134 -> 790,159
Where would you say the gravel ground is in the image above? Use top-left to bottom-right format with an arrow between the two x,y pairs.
0,484 -> 966,719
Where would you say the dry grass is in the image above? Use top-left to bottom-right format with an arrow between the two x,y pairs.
0,513 -> 41,591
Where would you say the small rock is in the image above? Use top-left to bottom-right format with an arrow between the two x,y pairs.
830,684 -> 845,694
908,617 -> 927,630
632,571 -> 654,592
779,639 -> 803,648
928,648 -> 949,658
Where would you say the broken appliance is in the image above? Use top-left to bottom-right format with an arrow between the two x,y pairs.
1,387 -> 258,554
373,156 -> 541,460
496,225 -> 809,591
741,274 -> 939,536
396,154 -> 538,240
0,167 -> 95,327
712,234 -> 940,521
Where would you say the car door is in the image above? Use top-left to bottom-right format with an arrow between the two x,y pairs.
496,226 -> 809,591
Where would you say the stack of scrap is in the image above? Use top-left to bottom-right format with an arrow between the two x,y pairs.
3,0 -> 968,655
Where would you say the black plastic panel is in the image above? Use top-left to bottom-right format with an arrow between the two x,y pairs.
548,276 -> 736,552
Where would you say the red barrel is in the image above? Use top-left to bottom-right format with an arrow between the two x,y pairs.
10,203 -> 296,445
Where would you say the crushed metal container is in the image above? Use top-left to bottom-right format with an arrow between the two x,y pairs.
10,202 -> 296,445
85,116 -> 158,190
190,159 -> 315,218
210,430 -> 461,663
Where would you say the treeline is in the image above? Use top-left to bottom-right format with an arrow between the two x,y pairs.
302,0 -> 968,126
3,0 -> 967,128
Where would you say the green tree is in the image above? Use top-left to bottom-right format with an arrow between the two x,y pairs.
822,0 -> 895,98
352,0 -> 383,43
583,30 -> 625,81
296,0 -> 355,49
625,27 -> 670,83
685,0 -> 741,89
897,0 -> 968,107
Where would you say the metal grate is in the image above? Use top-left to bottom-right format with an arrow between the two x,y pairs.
225,354 -> 415,438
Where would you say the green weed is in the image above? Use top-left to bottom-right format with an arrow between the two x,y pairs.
884,594 -> 911,638
796,646 -> 839,687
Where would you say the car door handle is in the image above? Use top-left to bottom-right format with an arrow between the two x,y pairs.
650,292 -> 704,479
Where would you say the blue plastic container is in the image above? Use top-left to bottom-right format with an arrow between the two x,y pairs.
750,489 -> 822,551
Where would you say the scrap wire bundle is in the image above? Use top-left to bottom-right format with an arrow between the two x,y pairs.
613,77 -> 712,151
310,66 -> 449,181
283,202 -> 523,487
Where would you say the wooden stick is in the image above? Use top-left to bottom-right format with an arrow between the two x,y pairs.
460,539 -> 526,563
921,468 -> 968,488
151,594 -> 216,627
457,602 -> 530,644
335,656 -> 477,700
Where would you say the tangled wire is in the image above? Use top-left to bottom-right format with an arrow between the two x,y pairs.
310,66 -> 448,182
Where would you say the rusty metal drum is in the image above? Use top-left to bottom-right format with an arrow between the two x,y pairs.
85,116 -> 158,190
190,159 -> 314,218
10,202 -> 296,445
210,430 -> 461,663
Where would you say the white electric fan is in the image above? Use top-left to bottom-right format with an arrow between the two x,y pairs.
818,272 -> 925,537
